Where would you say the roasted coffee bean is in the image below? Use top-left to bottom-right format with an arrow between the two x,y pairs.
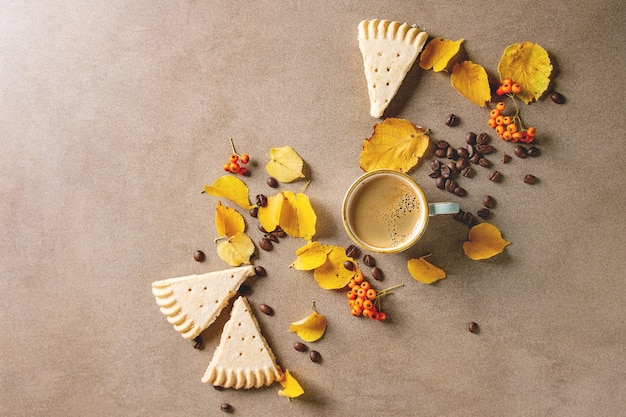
255,194 -> 268,207
343,260 -> 355,271
436,140 -> 450,149
454,187 -> 467,197
502,153 -> 512,163
457,147 -> 469,158
259,237 -> 273,251
440,165 -> 451,179
254,266 -> 267,277
476,144 -> 495,154
271,226 -> 287,238
258,223 -> 267,233
193,250 -> 205,262
266,177 -> 279,188
238,284 -> 252,295
483,195 -> 496,208
466,144 -> 476,158
465,131 -> 477,145
446,146 -> 457,160
524,174 -> 538,184
265,233 -> 279,243
462,211 -> 476,226
453,209 -> 465,222
435,148 -> 447,157
445,113 -> 459,127
259,304 -> 274,316
488,170 -> 502,182
468,322 -> 479,333
249,207 -> 259,217
478,157 -> 491,168
193,335 -> 203,349
429,171 -> 441,178
363,254 -> 376,267
445,179 -> 458,193
461,166 -> 474,178
220,402 -> 233,412
527,146 -> 540,157
345,244 -> 360,259
294,342 -> 308,352
436,177 -> 446,189
372,266 -> 384,281
430,160 -> 441,171
309,350 -> 321,363
213,385 -> 225,391
477,208 -> 491,219
470,153 -> 481,164
456,158 -> 469,171
476,132 -> 491,145
514,145 -> 527,158
551,92 -> 565,104
446,161 -> 458,173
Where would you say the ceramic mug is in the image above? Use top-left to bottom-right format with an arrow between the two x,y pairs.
342,169 -> 459,253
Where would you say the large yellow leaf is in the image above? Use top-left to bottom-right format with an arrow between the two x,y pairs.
313,245 -> 358,289
216,231 -> 255,266
462,222 -> 511,260
257,193 -> 284,233
289,306 -> 327,342
450,60 -> 491,107
278,370 -> 304,399
359,118 -> 430,173
291,241 -> 332,271
498,41 -> 552,104
278,191 -> 316,241
266,146 -> 305,183
407,255 -> 446,284
215,201 -> 245,237
419,38 -> 464,72
203,175 -> 253,210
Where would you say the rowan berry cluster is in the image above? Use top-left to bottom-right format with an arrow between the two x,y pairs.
222,138 -> 250,175
487,79 -> 536,144
346,272 -> 387,321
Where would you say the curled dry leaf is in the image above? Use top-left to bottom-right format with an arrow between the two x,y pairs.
419,38 -> 464,72
498,41 -> 552,104
257,193 -> 283,233
278,370 -> 304,399
216,232 -> 255,266
407,255 -> 446,284
204,175 -> 253,210
266,146 -> 305,183
463,222 -> 511,260
313,245 -> 359,289
289,304 -> 327,342
450,60 -> 491,107
258,191 -> 317,241
291,241 -> 332,271
359,118 -> 429,173
215,201 -> 245,237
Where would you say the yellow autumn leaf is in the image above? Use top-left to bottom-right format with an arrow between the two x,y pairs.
407,255 -> 446,284
266,146 -> 305,183
359,118 -> 430,173
278,370 -> 304,399
204,175 -> 253,210
419,38 -> 464,72
257,193 -> 284,233
216,231 -> 255,266
498,41 -> 552,104
450,60 -> 491,107
313,245 -> 358,289
278,191 -> 316,241
463,222 -> 511,260
215,201 -> 245,237
291,241 -> 332,271
289,304 -> 327,342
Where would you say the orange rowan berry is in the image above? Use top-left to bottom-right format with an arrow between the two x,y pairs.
366,288 -> 377,299
359,281 -> 371,291
369,311 -> 380,321
353,272 -> 364,284
502,131 -> 512,141
495,125 -> 505,136
511,83 -> 522,94
496,101 -> 506,111
363,299 -> 374,310
355,295 -> 365,306
223,163 -> 231,172
229,162 -> 240,173
348,278 -> 357,288
489,109 -> 500,119
496,86 -> 505,96
526,126 -> 537,137
237,166 -> 248,176
501,80 -> 512,94
502,116 -> 512,125
495,115 -> 504,126
487,118 -> 497,128
346,290 -> 357,300
507,123 -> 518,133
362,308 -> 374,318
229,153 -> 239,163
240,153 -> 250,164
377,312 -> 387,321
351,305 -> 363,316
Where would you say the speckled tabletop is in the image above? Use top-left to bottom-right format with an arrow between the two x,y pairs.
2,1 -> 625,416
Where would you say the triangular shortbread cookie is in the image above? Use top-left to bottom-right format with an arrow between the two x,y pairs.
202,296 -> 284,389
358,19 -> 428,118
151,265 -> 255,340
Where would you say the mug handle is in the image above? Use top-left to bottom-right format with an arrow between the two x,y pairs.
428,202 -> 459,216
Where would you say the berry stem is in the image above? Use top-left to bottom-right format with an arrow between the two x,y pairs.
229,137 -> 237,155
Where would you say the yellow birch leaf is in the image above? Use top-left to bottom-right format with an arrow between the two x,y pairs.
291,241 -> 332,271
289,305 -> 327,342
266,146 -> 305,183
278,191 -> 316,241
419,38 -> 464,72
450,60 -> 491,107
359,118 -> 430,173
216,231 -> 255,266
498,41 -> 552,104
407,255 -> 446,284
204,175 -> 253,210
463,222 -> 511,260
257,193 -> 284,233
313,245 -> 358,289
215,201 -> 245,237
278,370 -> 304,399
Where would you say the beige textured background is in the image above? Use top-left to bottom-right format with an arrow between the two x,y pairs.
1,1 -> 625,416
